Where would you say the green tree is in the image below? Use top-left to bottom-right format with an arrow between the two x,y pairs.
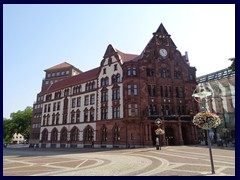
3,118 -> 17,143
9,106 -> 33,140
228,57 -> 235,72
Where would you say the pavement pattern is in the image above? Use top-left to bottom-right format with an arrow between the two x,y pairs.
3,146 -> 235,176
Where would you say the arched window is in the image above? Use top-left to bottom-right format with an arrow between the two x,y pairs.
42,129 -> 48,141
113,125 -> 120,141
51,128 -> 58,142
101,126 -> 107,142
84,126 -> 94,141
60,128 -> 68,142
70,127 -> 79,142
116,74 -> 121,82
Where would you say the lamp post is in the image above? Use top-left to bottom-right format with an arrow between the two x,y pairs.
155,118 -> 165,150
192,85 -> 221,174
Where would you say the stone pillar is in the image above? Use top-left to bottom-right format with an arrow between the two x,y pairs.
178,123 -> 184,145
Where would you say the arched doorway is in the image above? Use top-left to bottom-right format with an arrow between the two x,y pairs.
165,127 -> 175,145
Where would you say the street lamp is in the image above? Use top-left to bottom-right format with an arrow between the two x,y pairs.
192,85 -> 221,174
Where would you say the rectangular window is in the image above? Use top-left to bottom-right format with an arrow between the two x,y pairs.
179,87 -> 184,98
90,94 -> 95,105
148,85 -> 152,96
90,110 -> 94,121
134,104 -> 138,116
101,108 -> 108,120
77,97 -> 81,107
127,67 -> 131,76
48,104 -> 51,112
84,111 -> 88,121
63,114 -> 67,124
127,85 -> 131,95
114,64 -> 118,71
71,113 -> 75,123
53,102 -> 56,111
133,67 -> 137,76
165,86 -> 168,97
128,104 -> 132,117
76,112 -> 80,123
72,98 -> 76,108
44,105 -> 47,112
113,107 -> 120,119
103,68 -> 106,74
84,95 -> 89,106
57,102 -> 60,111
134,84 -> 138,96
101,92 -> 108,102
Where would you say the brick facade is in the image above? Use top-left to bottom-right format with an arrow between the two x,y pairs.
29,23 -> 199,148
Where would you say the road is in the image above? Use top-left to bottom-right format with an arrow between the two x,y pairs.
3,145 -> 235,176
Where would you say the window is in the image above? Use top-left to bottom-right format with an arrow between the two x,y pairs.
47,74 -> 51,78
127,67 -> 131,76
57,102 -> 60,110
133,67 -> 137,76
90,109 -> 95,121
114,64 -> 118,71
134,84 -> 138,96
112,107 -> 120,119
85,127 -> 93,141
127,85 -> 131,95
71,112 -> 75,123
52,114 -> 55,125
56,114 -> 59,125
164,86 -> 168,97
66,70 -> 69,74
53,102 -> 56,111
84,95 -> 89,106
46,81 -> 49,85
148,85 -> 152,96
52,72 -> 55,77
101,126 -> 107,141
128,104 -> 132,117
84,111 -> 88,122
101,91 -> 108,102
48,104 -> 51,112
134,104 -> 138,116
153,85 -> 156,96
112,89 -> 120,100
61,71 -> 65,75
101,108 -> 108,120
76,110 -> 80,123
77,97 -> 81,107
63,114 -> 67,124
57,72 -> 60,76
90,94 -> 95,105
179,87 -> 184,98
113,126 -> 120,141
44,105 -> 47,113
103,68 -> 106,74
116,74 -> 120,82
72,98 -> 76,108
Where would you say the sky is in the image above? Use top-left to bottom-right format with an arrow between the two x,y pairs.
3,4 -> 235,119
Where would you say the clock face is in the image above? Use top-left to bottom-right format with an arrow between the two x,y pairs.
159,48 -> 168,57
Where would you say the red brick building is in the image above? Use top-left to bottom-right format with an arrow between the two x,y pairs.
29,23 -> 199,148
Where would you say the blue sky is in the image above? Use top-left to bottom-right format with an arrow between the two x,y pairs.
3,4 -> 235,119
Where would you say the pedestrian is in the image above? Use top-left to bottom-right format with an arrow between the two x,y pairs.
91,140 -> 94,148
34,144 -> 36,150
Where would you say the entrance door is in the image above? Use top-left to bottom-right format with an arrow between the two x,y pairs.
165,127 -> 175,145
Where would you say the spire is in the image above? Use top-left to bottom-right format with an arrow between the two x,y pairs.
155,23 -> 169,35
103,44 -> 117,58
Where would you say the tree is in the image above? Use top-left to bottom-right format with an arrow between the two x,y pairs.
3,118 -> 17,143
228,57 -> 235,72
9,106 -> 33,140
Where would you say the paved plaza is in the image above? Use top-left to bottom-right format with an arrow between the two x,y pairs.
3,145 -> 235,176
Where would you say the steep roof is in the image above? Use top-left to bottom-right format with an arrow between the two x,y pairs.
44,67 -> 100,93
44,62 -> 75,71
116,49 -> 139,62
